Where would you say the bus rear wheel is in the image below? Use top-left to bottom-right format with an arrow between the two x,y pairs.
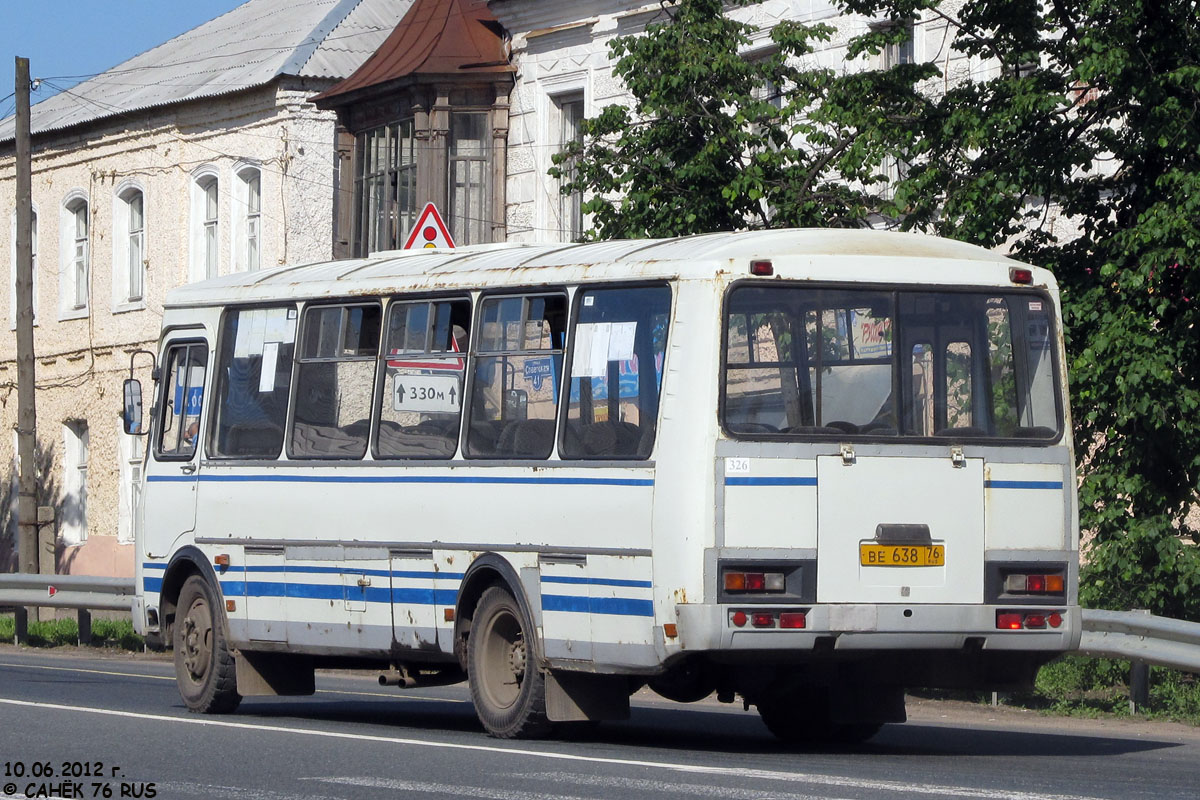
174,575 -> 241,714
467,586 -> 550,739
756,688 -> 883,747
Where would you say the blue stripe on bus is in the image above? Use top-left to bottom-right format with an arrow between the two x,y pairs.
724,476 -> 817,487
143,577 -> 163,593
163,576 -> 652,617
985,480 -> 1064,490
541,594 -> 654,617
147,474 -> 653,487
541,575 -> 653,589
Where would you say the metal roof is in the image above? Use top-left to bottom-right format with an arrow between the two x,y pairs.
0,0 -> 413,143
164,228 -> 1038,308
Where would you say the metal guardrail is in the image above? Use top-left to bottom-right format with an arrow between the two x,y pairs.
0,572 -> 135,645
1079,608 -> 1200,673
0,572 -> 135,611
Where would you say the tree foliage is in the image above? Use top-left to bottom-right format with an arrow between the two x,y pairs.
560,0 -> 1200,617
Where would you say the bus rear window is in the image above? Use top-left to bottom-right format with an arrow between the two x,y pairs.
722,285 -> 1060,441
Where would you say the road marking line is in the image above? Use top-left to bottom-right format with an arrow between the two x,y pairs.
316,775 -> 847,800
0,697 -> 1103,800
308,777 -> 598,800
0,661 -> 174,681
0,662 -> 466,702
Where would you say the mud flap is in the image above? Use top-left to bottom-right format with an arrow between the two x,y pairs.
235,651 -> 315,697
545,671 -> 630,722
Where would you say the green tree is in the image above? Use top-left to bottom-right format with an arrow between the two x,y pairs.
840,0 -> 1200,619
560,0 -> 1200,618
552,0 -> 935,238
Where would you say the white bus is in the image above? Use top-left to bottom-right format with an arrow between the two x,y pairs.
124,229 -> 1080,742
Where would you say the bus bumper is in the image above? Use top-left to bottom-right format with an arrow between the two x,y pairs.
674,603 -> 1082,653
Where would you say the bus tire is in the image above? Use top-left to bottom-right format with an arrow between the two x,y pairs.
174,575 -> 241,714
757,689 -> 882,747
467,585 -> 550,739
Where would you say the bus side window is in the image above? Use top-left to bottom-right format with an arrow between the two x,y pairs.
157,343 -> 207,459
208,306 -> 297,459
466,293 -> 566,459
561,285 -> 671,459
375,298 -> 470,459
290,303 -> 381,460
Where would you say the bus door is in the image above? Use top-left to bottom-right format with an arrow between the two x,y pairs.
143,336 -> 209,559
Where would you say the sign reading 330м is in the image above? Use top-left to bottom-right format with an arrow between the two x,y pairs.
392,374 -> 461,413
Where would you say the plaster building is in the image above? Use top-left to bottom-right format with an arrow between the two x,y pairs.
0,0 -> 409,576
315,0 -> 1004,257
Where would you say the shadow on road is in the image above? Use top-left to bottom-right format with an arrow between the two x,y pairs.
226,693 -> 1179,759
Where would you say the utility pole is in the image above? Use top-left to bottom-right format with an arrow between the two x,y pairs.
14,56 -> 39,634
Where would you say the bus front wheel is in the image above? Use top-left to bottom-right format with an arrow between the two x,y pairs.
174,575 -> 241,714
467,585 -> 550,739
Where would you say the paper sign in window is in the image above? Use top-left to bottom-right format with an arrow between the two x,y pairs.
608,322 -> 637,361
259,342 -> 279,392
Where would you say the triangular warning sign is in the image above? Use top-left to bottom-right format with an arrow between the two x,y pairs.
403,203 -> 456,250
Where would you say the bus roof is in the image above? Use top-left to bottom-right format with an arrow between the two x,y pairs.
164,228 -> 1041,308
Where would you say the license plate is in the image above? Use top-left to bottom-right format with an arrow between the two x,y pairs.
859,543 -> 945,567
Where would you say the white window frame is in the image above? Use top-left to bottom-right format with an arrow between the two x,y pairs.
59,192 -> 90,317
537,73 -> 590,243
9,206 -> 39,330
233,164 -> 263,273
61,420 -> 90,546
117,421 -> 142,544
112,181 -> 147,311
189,167 -> 221,282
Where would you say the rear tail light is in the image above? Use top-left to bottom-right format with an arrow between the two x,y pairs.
723,571 -> 786,593
750,259 -> 774,276
997,612 -> 1023,630
997,610 -> 1065,630
729,609 -> 807,629
1009,267 -> 1033,284
1003,572 -> 1066,595
779,612 -> 806,629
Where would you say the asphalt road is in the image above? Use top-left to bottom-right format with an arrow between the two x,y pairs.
1,647 -> 1197,800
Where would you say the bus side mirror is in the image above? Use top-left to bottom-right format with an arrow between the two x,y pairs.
123,378 -> 145,435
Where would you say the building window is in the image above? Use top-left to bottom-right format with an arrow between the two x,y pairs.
58,195 -> 89,315
203,179 -> 218,277
190,170 -> 220,282
354,120 -> 416,256
882,20 -> 916,68
113,186 -> 145,306
235,166 -> 262,272
127,191 -> 144,298
61,420 -> 89,546
117,423 -> 141,544
448,112 -> 489,246
553,93 -> 585,241
10,209 -> 38,329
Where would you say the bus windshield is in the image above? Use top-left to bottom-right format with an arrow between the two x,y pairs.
723,284 -> 1061,441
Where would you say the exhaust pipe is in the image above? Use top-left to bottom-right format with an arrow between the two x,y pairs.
379,668 -> 416,688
